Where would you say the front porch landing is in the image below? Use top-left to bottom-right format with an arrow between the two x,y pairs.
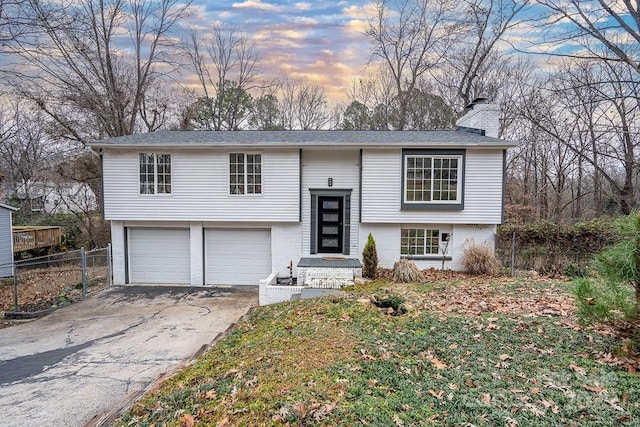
259,257 -> 363,306
297,257 -> 362,289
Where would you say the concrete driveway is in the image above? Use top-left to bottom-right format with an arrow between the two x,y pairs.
0,285 -> 258,427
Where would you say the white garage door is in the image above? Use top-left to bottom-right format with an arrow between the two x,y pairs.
128,228 -> 190,284
206,229 -> 271,285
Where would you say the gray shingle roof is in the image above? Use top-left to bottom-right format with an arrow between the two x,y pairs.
90,130 -> 516,149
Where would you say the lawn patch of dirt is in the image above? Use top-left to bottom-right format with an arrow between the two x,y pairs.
0,265 -> 109,319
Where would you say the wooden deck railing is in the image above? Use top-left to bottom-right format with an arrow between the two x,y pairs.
12,226 -> 62,252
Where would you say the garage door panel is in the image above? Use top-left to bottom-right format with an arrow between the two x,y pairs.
206,229 -> 271,285
128,228 -> 190,284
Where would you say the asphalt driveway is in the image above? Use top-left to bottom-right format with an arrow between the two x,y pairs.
0,285 -> 258,426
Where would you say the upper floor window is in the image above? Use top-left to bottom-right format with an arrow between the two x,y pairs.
230,153 -> 262,195
139,153 -> 171,194
402,150 -> 464,210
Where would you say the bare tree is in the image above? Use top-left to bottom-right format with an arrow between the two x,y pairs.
366,0 -> 461,129
183,25 -> 259,130
5,0 -> 191,144
535,0 -> 640,74
344,71 -> 398,130
278,78 -> 332,130
434,0 -> 530,112
518,60 -> 640,216
0,0 -> 29,48
0,101 -> 58,202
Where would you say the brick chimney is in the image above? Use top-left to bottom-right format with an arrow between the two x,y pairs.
456,98 -> 500,139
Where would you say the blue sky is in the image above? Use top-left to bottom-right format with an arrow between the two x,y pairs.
183,0 -> 375,100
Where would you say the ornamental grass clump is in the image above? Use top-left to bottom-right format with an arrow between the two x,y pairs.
392,259 -> 425,283
462,240 -> 500,275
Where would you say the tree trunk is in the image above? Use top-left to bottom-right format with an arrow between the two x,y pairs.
634,214 -> 640,318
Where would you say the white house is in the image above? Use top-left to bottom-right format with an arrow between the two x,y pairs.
91,100 -> 515,287
14,180 -> 97,215
0,203 -> 18,277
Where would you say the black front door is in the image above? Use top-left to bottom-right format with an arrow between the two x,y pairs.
317,196 -> 343,253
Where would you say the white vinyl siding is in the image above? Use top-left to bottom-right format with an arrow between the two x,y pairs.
301,149 -> 360,257
128,228 -> 190,284
205,229 -> 271,285
362,148 -> 504,224
103,149 -> 299,221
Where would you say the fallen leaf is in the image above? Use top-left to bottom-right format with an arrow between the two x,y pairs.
530,387 -> 541,395
606,398 -> 624,411
568,364 -> 586,376
432,358 -> 447,370
279,386 -> 291,395
205,390 -> 216,399
499,354 -> 512,361
216,417 -> 231,427
393,413 -> 405,426
540,399 -> 559,414
293,402 -> 306,419
424,351 -> 447,370
525,403 -> 544,417
505,416 -> 519,427
465,378 -> 478,388
360,349 -> 376,360
480,393 -> 492,403
224,368 -> 241,378
179,414 -> 195,427
583,384 -> 605,393
428,389 -> 444,399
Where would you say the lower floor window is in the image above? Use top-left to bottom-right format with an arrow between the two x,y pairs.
401,228 -> 451,256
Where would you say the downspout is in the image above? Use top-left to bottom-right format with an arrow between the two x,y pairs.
359,149 -> 363,223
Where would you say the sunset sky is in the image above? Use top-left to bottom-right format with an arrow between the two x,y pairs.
179,0 -> 560,101
182,0 -> 399,100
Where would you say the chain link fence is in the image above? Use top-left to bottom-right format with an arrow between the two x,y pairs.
0,245 -> 112,313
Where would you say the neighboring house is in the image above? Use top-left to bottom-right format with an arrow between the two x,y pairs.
91,100 -> 515,286
14,181 -> 97,214
0,203 -> 18,277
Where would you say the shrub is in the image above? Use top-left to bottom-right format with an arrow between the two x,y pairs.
362,233 -> 378,279
574,277 -> 636,324
462,240 -> 500,275
573,214 -> 640,324
392,259 -> 424,283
